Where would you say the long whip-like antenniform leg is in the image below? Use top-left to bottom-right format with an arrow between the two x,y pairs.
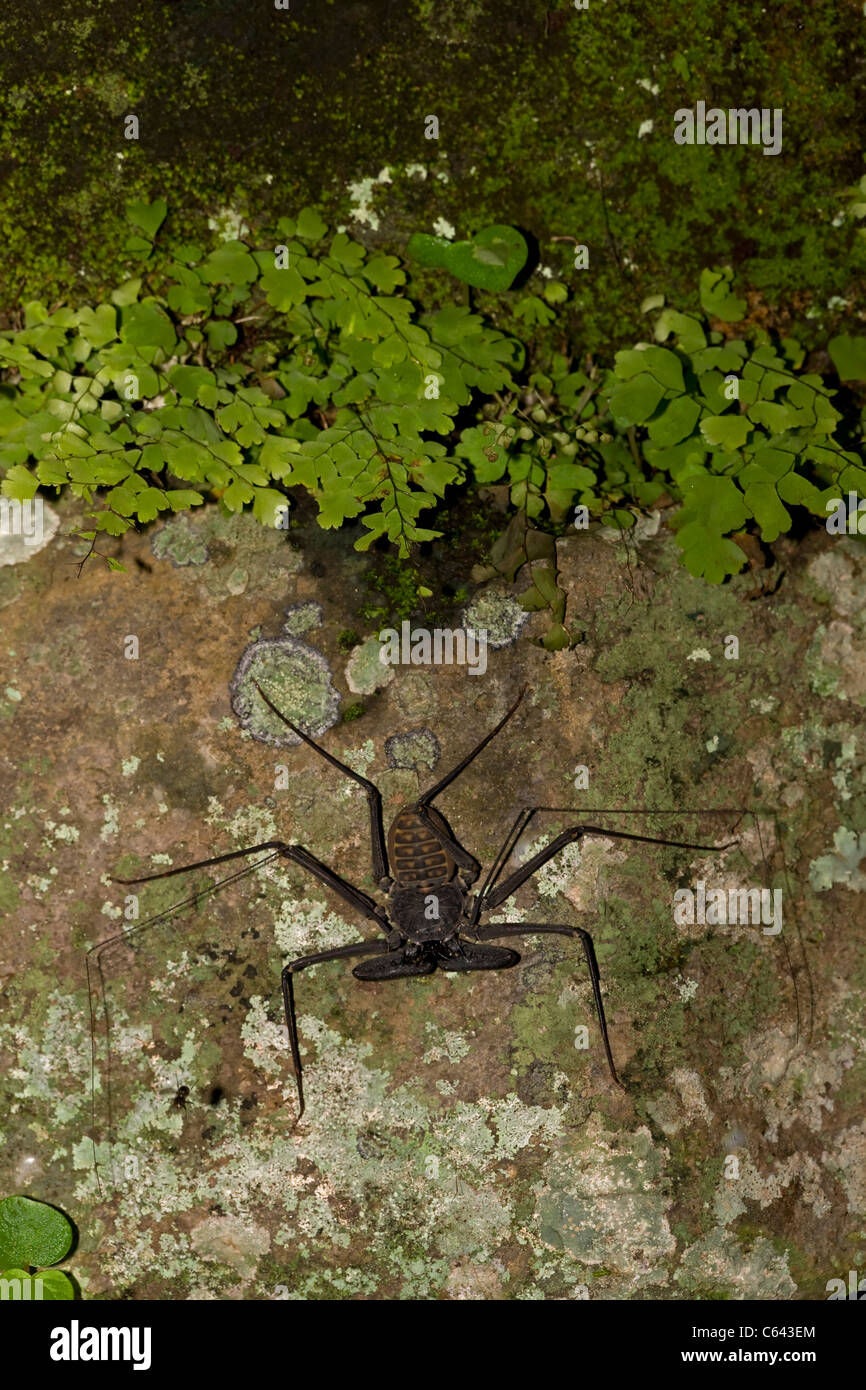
89,848 -> 287,1193
471,806 -> 536,924
91,840 -> 392,1187
409,688 -> 526,885
113,838 -> 391,933
418,687 -> 525,808
282,940 -> 390,1121
254,682 -> 391,885
483,824 -> 735,912
475,922 -> 624,1087
473,807 -> 743,925
472,808 -> 809,1086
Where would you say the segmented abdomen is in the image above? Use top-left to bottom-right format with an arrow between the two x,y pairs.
388,807 -> 455,889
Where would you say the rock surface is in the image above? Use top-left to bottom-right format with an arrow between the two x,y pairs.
0,502 -> 864,1301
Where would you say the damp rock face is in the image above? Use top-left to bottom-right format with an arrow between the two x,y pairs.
230,636 -> 340,745
536,1125 -> 676,1275
3,508 -> 866,1302
151,508 -> 302,597
385,728 -> 441,773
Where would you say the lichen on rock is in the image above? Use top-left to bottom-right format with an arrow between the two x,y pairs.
384,727 -> 441,773
230,635 -> 340,745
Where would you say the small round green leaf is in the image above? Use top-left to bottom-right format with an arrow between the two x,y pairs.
0,1268 -> 75,1300
205,319 -> 238,352
447,226 -> 528,292
199,242 -> 259,287
648,395 -> 702,447
110,278 -> 143,308
699,267 -> 747,323
39,1268 -> 76,1300
121,300 -> 177,355
654,308 -> 707,353
543,281 -> 568,305
0,1196 -> 73,1270
541,622 -> 571,651
167,365 -> 216,400
406,232 -> 452,271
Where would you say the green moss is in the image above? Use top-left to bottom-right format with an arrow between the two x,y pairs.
358,556 -> 425,626
1,0 -> 863,353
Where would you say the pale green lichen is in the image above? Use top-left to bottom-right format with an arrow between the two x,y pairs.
341,738 -> 376,778
804,594 -> 866,707
99,793 -> 120,842
674,1230 -> 796,1299
190,1215 -> 271,1278
345,635 -> 394,696
535,1121 -> 676,1274
44,819 -> 80,843
151,515 -> 210,567
152,510 -> 302,594
226,566 -> 248,595
825,1122 -> 866,1215
282,601 -> 323,637
461,587 -> 528,649
809,827 -> 866,892
273,897 -> 359,961
385,728 -> 441,773
230,636 -> 340,745
422,1021 -> 471,1064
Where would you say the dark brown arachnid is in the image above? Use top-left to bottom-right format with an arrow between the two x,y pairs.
89,686 -> 739,1128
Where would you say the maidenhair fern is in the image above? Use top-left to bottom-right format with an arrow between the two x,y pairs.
0,198 -> 863,592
